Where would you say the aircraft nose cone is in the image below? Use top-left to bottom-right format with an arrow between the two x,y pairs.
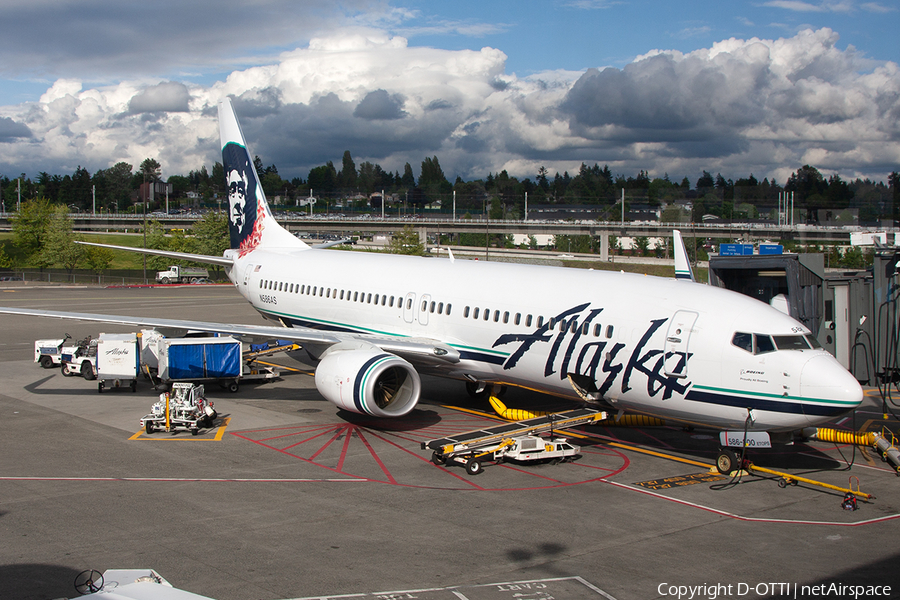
799,354 -> 863,422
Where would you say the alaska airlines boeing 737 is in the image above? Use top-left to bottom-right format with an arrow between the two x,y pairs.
0,99 -> 863,470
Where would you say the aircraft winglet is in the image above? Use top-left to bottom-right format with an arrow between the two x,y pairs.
673,230 -> 695,282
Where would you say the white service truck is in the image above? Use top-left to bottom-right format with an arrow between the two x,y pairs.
155,265 -> 208,284
34,335 -> 71,368
96,333 -> 140,393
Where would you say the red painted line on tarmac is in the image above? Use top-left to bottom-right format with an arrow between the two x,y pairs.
355,429 -> 396,484
258,423 -> 335,443
336,424 -> 354,473
282,425 -> 343,451
497,463 -> 564,482
309,426 -> 347,461
571,460 -> 628,474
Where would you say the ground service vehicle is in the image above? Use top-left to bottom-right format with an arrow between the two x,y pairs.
155,265 -> 209,284
61,337 -> 98,380
34,334 -> 70,368
97,333 -> 140,393
141,383 -> 217,435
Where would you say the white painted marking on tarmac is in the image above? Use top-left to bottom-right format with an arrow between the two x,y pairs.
0,476 -> 367,482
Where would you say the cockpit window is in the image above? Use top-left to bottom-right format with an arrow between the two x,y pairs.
730,332 -> 778,355
732,332 -> 752,353
773,335 -> 814,351
756,335 -> 776,354
805,334 -> 822,349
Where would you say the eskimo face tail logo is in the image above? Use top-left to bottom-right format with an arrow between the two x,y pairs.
223,142 -> 264,254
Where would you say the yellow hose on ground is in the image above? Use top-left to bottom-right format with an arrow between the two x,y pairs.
488,396 -> 666,426
488,396 -> 550,421
811,428 -> 876,446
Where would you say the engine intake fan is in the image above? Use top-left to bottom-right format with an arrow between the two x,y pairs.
314,342 -> 422,417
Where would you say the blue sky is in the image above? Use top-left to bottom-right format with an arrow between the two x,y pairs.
397,1 -> 898,76
0,0 -> 897,185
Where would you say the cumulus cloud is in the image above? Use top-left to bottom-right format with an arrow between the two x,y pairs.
0,117 -> 31,142
128,82 -> 191,114
0,27 -> 897,184
354,89 -> 407,119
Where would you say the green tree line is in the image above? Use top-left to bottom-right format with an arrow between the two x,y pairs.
4,152 -> 896,225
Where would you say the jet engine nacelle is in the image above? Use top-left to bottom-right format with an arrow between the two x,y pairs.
314,342 -> 421,417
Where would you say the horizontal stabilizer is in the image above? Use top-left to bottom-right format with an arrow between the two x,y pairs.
76,241 -> 233,267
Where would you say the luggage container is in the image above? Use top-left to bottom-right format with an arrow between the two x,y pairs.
158,336 -> 242,389
97,333 -> 139,393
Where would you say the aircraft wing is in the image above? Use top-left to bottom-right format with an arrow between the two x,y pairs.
76,241 -> 234,268
0,307 -> 460,365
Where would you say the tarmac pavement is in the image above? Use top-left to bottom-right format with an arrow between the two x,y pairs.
0,284 -> 898,600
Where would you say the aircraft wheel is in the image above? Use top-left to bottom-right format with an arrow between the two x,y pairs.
715,448 -> 738,474
466,458 -> 483,475
82,361 -> 96,380
431,451 -> 446,465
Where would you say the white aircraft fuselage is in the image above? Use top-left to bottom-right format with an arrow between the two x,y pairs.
0,98 -> 861,441
229,245 -> 862,433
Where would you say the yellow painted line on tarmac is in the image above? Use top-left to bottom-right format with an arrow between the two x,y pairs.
129,417 -> 231,441
443,405 -> 715,470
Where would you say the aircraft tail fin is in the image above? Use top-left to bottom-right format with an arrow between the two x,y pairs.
673,230 -> 695,282
218,98 -> 307,254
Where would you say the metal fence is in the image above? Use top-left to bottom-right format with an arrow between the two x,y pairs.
0,269 -> 228,286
